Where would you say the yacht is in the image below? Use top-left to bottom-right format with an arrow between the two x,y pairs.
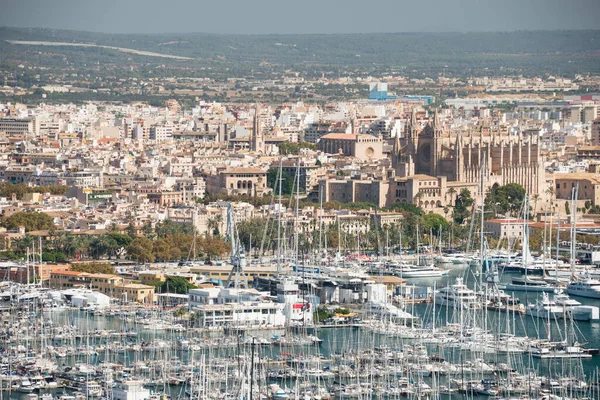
17,378 -> 35,393
111,380 -> 150,400
435,277 -> 480,309
567,276 -> 600,299
502,276 -> 560,292
362,301 -> 417,323
81,380 -> 103,398
435,252 -> 470,265
526,293 -> 565,319
553,289 -> 582,307
552,289 -> 599,321
394,263 -> 447,278
269,384 -> 290,400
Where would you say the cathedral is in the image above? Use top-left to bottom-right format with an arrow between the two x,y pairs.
391,109 -> 545,196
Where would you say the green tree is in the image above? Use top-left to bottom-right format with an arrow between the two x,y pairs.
386,201 -> 423,216
0,212 -> 54,232
0,182 -> 68,200
485,183 -> 526,218
453,189 -> 474,224
155,219 -> 194,238
127,237 -> 155,263
106,233 -> 133,248
152,239 -> 172,262
173,307 -> 187,317
422,213 -> 449,237
200,235 -> 230,260
71,262 -> 115,274
162,276 -> 196,294
267,168 -> 294,195
277,141 -> 317,155
236,218 -> 269,250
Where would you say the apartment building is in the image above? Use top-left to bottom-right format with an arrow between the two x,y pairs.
49,271 -> 155,303
0,118 -> 34,136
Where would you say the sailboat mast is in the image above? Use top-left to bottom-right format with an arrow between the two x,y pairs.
556,210 -> 560,277
277,157 -> 283,274
479,155 -> 485,289
294,156 -> 301,264
570,184 -> 578,278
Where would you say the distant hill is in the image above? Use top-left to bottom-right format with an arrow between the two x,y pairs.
1,27 -> 599,76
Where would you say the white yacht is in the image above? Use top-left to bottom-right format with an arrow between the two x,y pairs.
81,380 -> 103,398
440,252 -> 471,265
362,301 -> 417,323
526,293 -> 565,319
17,378 -> 35,393
567,276 -> 600,299
394,263 -> 447,278
111,380 -> 150,400
502,276 -> 560,292
553,289 -> 581,307
435,278 -> 480,309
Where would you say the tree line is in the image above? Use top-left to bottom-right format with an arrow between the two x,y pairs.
1,220 -> 230,264
0,183 -> 69,199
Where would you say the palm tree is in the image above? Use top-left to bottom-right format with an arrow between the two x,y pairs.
208,214 -> 224,237
446,187 -> 457,206
12,235 -> 35,255
413,191 -> 425,207
531,193 -> 540,216
545,186 -> 556,213
73,235 -> 91,260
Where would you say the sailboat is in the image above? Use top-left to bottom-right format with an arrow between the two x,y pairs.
566,184 -> 600,299
502,196 -> 561,293
394,224 -> 447,278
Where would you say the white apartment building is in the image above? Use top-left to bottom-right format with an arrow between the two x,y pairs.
149,124 -> 173,141
64,170 -> 103,188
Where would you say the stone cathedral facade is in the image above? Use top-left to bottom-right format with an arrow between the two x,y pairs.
391,109 -> 545,196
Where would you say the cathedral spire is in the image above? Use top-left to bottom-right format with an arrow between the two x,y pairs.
433,108 -> 443,138
407,108 -> 418,138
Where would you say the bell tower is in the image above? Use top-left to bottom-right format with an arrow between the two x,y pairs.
251,103 -> 265,153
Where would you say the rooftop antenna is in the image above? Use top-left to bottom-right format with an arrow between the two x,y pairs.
225,203 -> 248,289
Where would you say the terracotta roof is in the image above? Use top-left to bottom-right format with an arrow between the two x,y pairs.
487,219 -> 528,224
225,168 -> 266,174
578,146 -> 600,151
320,133 -> 357,140
554,173 -> 600,184
122,283 -> 154,289
368,275 -> 406,284
51,270 -> 86,276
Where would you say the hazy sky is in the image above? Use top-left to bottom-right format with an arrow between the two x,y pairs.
1,0 -> 599,34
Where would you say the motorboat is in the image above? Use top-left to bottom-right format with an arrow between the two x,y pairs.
394,263 -> 448,278
553,289 -> 581,307
502,276 -> 560,292
567,276 -> 600,299
362,301 -> 417,323
435,277 -> 480,309
526,293 -> 565,319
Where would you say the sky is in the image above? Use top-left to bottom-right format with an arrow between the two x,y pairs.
1,0 -> 599,34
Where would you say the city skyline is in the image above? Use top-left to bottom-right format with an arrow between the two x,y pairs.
1,0 -> 599,35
